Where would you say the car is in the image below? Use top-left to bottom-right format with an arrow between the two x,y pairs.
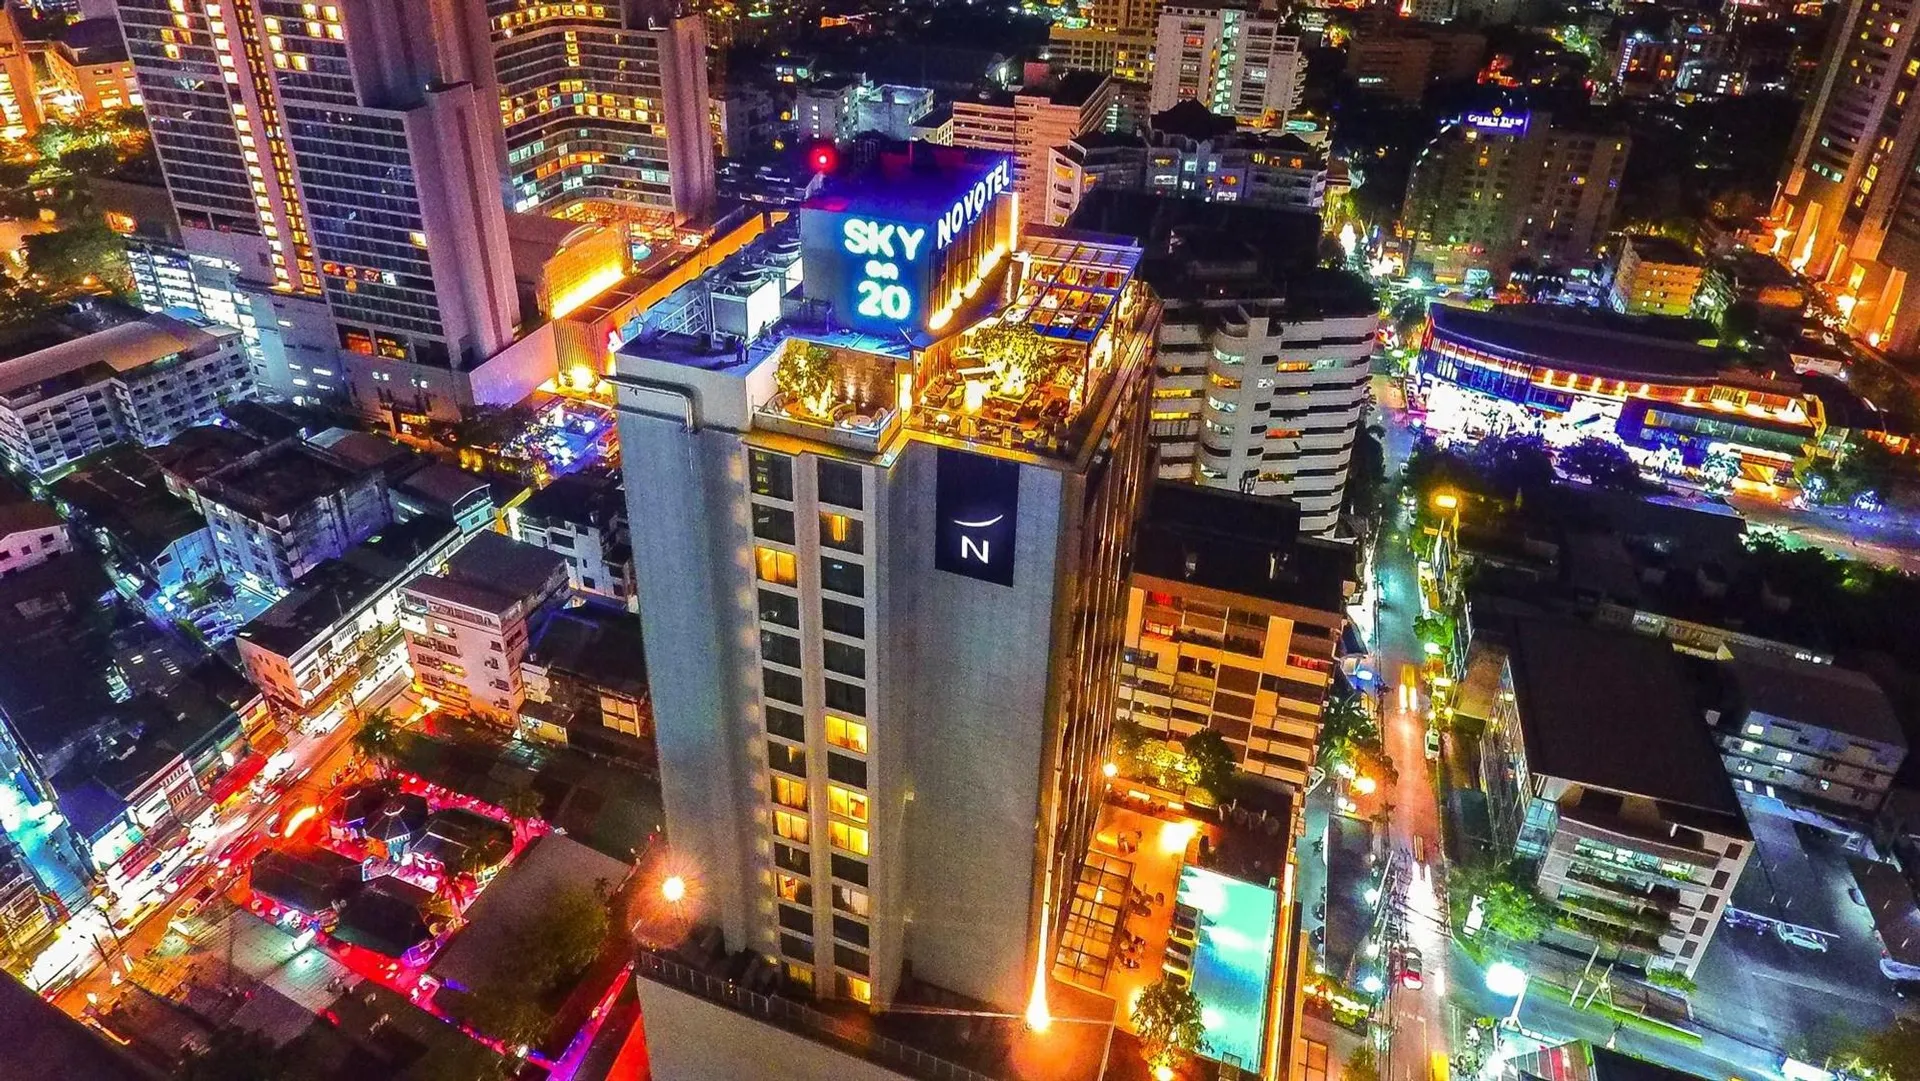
1400,947 -> 1424,989
170,884 -> 220,930
1425,729 -> 1441,761
1774,924 -> 1829,952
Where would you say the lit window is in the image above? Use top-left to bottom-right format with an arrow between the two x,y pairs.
756,546 -> 797,585
833,885 -> 870,917
776,872 -> 809,904
774,809 -> 810,843
829,822 -> 869,856
829,785 -> 869,823
1775,751 -> 1793,764
842,974 -> 871,1004
1744,723 -> 1764,736
827,715 -> 867,754
772,776 -> 808,810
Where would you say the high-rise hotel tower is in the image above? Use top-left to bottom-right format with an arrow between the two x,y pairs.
616,145 -> 1159,1027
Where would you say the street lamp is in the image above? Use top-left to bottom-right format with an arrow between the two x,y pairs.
1431,492 -> 1459,512
1485,961 -> 1529,1028
661,875 -> 687,904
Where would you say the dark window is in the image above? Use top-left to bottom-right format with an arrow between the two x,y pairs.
1710,869 -> 1729,890
817,461 -> 863,509
1679,940 -> 1698,959
1217,665 -> 1260,695
759,589 -> 799,627
825,679 -> 866,717
828,752 -> 867,788
822,599 -> 864,638
1213,692 -> 1255,719
834,944 -> 870,975
765,705 -> 806,742
775,842 -> 809,873
820,557 -> 864,597
831,854 -> 868,885
1260,673 -> 1325,702
778,904 -> 813,933
768,741 -> 807,777
824,641 -> 865,678
833,914 -> 869,947
751,450 -> 793,499
780,933 -> 811,960
761,630 -> 802,667
763,668 -> 804,706
753,504 -> 795,544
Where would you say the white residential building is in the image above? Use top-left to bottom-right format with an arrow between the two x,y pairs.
1150,0 -> 1306,128
0,500 -> 70,579
401,531 -> 569,724
950,71 -> 1114,226
509,473 -> 634,610
0,313 -> 252,479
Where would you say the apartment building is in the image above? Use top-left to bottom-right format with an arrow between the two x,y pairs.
1120,484 -> 1351,790
951,71 -> 1115,227
1714,650 -> 1906,819
1048,101 -> 1329,225
1609,235 -> 1706,316
854,83 -> 936,141
1403,109 -> 1631,281
616,146 -> 1157,1039
192,443 -> 392,592
1071,192 -> 1378,535
117,0 -> 523,409
1346,26 -> 1487,104
236,517 -> 462,724
492,0 -> 715,223
1476,618 -> 1750,977
1047,0 -> 1160,81
0,499 -> 70,580
52,444 -> 218,603
1150,0 -> 1306,129
520,602 -> 652,759
796,78 -> 862,144
45,18 -> 141,112
401,531 -> 569,724
0,313 -> 251,479
0,5 -> 40,137
509,472 -> 634,609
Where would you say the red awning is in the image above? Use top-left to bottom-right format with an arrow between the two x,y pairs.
207,752 -> 268,804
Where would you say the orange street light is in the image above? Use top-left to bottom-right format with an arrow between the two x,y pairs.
1432,491 -> 1459,511
661,875 -> 687,904
1101,761 -> 1119,779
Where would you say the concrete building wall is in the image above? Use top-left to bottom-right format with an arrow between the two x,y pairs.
633,976 -> 916,1081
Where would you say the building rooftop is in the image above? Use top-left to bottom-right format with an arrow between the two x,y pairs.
146,423 -> 265,487
1728,649 -> 1904,747
1132,483 -> 1353,613
517,472 -> 620,530
0,972 -> 161,1081
1850,856 -> 1920,971
1622,234 -> 1704,267
526,602 -> 649,699
52,446 -> 208,563
394,463 -> 491,513
198,442 -> 364,520
238,517 -> 459,657
1028,69 -> 1109,108
0,496 -> 62,538
1426,303 -> 1726,384
431,833 -> 626,991
1506,616 -> 1745,827
220,399 -> 313,444
1515,1040 -> 1710,1081
307,428 -> 422,478
804,142 -> 1012,222
0,312 -> 234,400
0,554 -> 124,763
442,529 -> 569,602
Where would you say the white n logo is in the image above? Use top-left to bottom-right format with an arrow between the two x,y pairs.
960,536 -> 990,564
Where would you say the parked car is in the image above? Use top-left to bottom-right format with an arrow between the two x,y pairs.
1775,924 -> 1829,952
170,884 -> 220,931
1425,729 -> 1441,761
1400,946 -> 1424,989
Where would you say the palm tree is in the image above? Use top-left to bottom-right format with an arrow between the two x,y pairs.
351,709 -> 407,776
500,784 -> 545,824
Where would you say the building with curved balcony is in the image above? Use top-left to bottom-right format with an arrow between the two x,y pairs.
1072,191 -> 1377,535
1418,303 -> 1828,482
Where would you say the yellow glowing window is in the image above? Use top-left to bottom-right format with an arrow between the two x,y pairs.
772,775 -> 808,810
843,974 -> 872,1003
829,822 -> 869,856
829,785 -> 868,823
774,809 -> 809,843
776,872 -> 807,903
755,546 -> 796,585
826,716 -> 867,754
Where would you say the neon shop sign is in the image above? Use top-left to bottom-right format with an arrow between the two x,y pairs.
842,218 -> 926,322
1464,111 -> 1529,132
935,158 -> 1012,251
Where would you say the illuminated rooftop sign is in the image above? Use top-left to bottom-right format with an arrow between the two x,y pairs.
936,158 -> 1012,251
1464,110 -> 1529,133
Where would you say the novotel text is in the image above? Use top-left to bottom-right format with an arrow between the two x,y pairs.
935,159 -> 1012,251
843,218 -> 926,322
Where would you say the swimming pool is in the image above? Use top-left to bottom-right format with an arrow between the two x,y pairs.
1176,865 -> 1278,1073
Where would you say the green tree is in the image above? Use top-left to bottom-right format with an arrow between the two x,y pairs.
352,709 -> 408,776
1558,437 -> 1643,490
1451,861 -> 1551,943
177,1029 -> 294,1081
24,220 -> 130,297
1344,1044 -> 1382,1081
461,984 -> 551,1050
1846,1019 -> 1920,1081
405,1039 -> 517,1081
1109,718 -> 1150,777
775,341 -> 835,416
1130,974 -> 1207,1074
1183,729 -> 1237,805
526,885 -> 609,987
1475,433 -> 1555,501
499,783 -> 545,823
974,321 -> 1053,391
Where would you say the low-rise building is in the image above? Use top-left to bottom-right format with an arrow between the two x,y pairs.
51,444 -> 218,607
1610,235 -> 1706,317
401,531 -> 569,723
795,78 -> 861,144
1476,617 -> 1750,977
0,479 -> 69,579
1714,650 -> 1905,820
192,442 -> 392,592
1048,101 -> 1329,224
236,517 -> 463,725
44,17 -> 140,111
0,312 -> 252,479
509,472 -> 633,608
1119,484 -> 1352,790
520,601 -> 651,761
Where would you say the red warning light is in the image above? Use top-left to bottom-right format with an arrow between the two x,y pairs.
809,144 -> 838,174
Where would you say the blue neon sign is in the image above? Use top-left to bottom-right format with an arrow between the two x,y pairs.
842,218 -> 927,322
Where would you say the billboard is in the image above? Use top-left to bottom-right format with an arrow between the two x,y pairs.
935,448 -> 1019,586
